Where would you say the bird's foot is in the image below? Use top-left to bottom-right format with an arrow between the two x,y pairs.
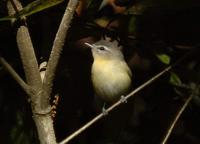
120,95 -> 127,103
102,103 -> 108,116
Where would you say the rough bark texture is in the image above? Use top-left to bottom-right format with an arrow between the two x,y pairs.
7,1 -> 56,143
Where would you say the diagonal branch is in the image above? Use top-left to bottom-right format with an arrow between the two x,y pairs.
59,48 -> 197,144
161,83 -> 199,144
161,94 -> 193,144
43,0 -> 79,98
0,57 -> 32,96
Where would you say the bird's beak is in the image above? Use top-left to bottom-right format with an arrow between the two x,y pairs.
85,42 -> 94,49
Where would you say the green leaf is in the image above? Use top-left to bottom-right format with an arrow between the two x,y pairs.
126,1 -> 150,15
0,0 -> 64,21
174,87 -> 184,96
156,53 -> 170,65
170,72 -> 182,86
128,16 -> 137,35
94,17 -> 110,28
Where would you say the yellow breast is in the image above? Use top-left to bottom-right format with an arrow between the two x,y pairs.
92,58 -> 132,102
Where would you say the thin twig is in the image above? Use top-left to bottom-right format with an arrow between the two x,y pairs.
43,0 -> 79,98
160,48 -> 199,144
59,48 -> 196,144
160,92 -> 195,144
0,57 -> 32,95
59,113 -> 104,144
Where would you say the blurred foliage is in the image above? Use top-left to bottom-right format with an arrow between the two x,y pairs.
10,111 -> 37,144
170,72 -> 182,86
156,53 -> 170,65
0,0 -> 200,144
0,0 -> 64,21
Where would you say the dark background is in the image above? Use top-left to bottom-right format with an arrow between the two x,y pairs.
0,0 -> 200,143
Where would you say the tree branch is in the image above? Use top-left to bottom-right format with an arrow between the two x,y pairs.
16,26 -> 45,107
7,0 -> 56,143
161,91 -> 194,144
43,0 -> 79,98
9,0 -> 20,13
0,57 -> 32,95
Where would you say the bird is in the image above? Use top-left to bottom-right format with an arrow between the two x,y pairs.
85,37 -> 132,104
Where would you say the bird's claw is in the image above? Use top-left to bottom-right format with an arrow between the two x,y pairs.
120,95 -> 127,103
102,107 -> 108,116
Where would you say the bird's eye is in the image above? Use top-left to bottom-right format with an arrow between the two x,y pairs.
98,47 -> 105,51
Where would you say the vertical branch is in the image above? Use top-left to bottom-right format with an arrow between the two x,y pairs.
6,0 -> 80,143
7,0 -> 56,143
16,26 -> 42,86
16,26 -> 47,109
43,0 -> 79,97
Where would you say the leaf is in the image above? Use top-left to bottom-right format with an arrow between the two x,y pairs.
128,16 -> 137,34
86,0 -> 96,8
94,17 -> 110,28
0,0 -> 64,21
174,87 -> 184,96
156,53 -> 170,65
127,1 -> 150,15
170,72 -> 182,86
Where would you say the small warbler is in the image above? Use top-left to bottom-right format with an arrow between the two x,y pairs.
85,38 -> 132,103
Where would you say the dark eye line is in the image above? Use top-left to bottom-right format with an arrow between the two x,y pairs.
98,46 -> 105,51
